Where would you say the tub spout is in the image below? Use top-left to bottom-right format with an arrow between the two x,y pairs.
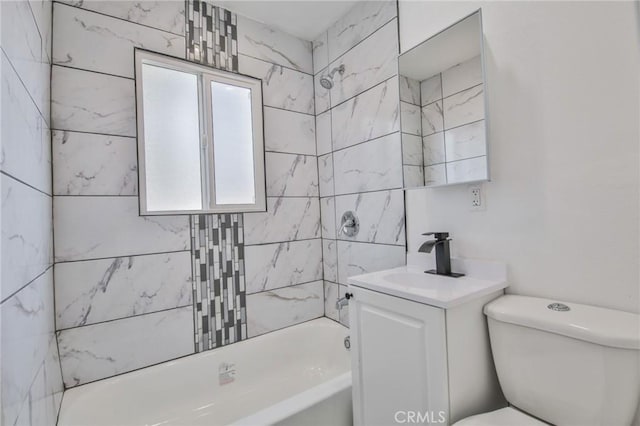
335,292 -> 353,310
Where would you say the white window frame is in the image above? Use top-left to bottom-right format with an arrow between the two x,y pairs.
134,49 -> 266,215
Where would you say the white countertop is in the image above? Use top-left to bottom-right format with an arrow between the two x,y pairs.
347,263 -> 508,309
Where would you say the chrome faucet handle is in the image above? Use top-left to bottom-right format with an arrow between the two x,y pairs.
339,211 -> 359,237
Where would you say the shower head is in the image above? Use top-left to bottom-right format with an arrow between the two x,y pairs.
319,64 -> 345,90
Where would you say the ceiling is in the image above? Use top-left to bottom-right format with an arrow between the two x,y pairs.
214,1 -> 358,41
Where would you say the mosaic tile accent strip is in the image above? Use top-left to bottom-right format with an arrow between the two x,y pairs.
191,214 -> 247,351
186,0 -> 238,71
186,1 -> 244,352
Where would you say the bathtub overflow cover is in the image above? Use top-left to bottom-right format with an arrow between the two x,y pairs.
547,303 -> 570,312
344,336 -> 351,350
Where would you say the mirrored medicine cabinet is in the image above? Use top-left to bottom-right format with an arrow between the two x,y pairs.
399,10 -> 489,189
134,49 -> 266,215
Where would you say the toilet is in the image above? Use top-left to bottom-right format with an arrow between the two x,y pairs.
454,295 -> 640,425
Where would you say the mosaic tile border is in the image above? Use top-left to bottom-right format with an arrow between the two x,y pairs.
191,214 -> 247,351
187,0 -> 238,71
186,1 -> 244,352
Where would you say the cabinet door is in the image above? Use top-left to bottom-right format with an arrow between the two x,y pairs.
349,286 -> 449,426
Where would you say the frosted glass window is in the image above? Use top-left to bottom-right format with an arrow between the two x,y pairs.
141,64 -> 203,212
211,82 -> 256,205
135,49 -> 265,215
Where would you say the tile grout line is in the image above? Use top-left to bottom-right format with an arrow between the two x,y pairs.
52,0 -> 187,37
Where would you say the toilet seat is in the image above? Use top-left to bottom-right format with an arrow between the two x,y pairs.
452,407 -> 549,426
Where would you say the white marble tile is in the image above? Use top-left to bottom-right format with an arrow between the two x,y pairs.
55,251 -> 192,329
14,336 -> 63,426
332,77 -> 400,151
246,281 -> 323,338
314,70 -> 331,114
265,152 -> 318,197
403,165 -> 424,188
313,31 -> 329,75
401,101 -> 422,136
57,306 -> 194,387
239,54 -> 314,115
57,0 -> 185,35
421,100 -> 444,136
402,134 -> 423,166
320,196 -> 336,239
315,110 -> 332,156
318,153 -> 334,198
329,19 -> 398,106
333,133 -> 403,195
52,130 -> 137,196
336,241 -> 405,285
324,281 -> 339,321
29,0 -> 52,61
54,196 -> 190,262
51,66 -> 136,137
423,132 -> 446,166
443,84 -> 484,130
1,0 -> 49,121
445,120 -> 486,162
446,156 -> 488,184
264,107 -> 315,155
335,190 -> 405,246
237,15 -> 312,74
400,75 -> 421,105
244,239 -> 322,294
425,164 -> 447,186
323,239 -> 338,283
244,197 -> 320,245
53,3 -> 185,79
420,73 -> 442,106
327,0 -> 397,63
1,175 -> 52,300
1,269 -> 55,426
1,52 -> 51,194
442,55 -> 482,98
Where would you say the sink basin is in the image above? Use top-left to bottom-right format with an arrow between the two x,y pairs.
348,264 -> 508,308
383,271 -> 431,287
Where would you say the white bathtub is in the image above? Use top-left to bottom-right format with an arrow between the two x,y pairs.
58,318 -> 352,426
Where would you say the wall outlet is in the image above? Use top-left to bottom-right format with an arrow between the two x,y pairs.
469,185 -> 485,211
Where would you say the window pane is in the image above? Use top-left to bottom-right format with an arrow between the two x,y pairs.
142,63 -> 202,212
210,81 -> 256,205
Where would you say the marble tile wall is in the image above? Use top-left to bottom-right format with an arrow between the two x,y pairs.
313,0 -> 406,326
51,0 -> 323,387
420,55 -> 487,185
1,0 -> 64,424
51,0 -> 195,388
238,14 -> 324,335
400,75 -> 425,186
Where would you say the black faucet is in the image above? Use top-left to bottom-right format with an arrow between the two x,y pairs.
418,232 -> 465,278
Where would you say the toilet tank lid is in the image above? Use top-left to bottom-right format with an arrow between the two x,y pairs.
484,295 -> 640,350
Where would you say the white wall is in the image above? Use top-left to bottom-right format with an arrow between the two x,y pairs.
1,0 -> 65,424
401,1 -> 639,314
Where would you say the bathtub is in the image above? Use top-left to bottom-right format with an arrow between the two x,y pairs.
57,318 -> 352,426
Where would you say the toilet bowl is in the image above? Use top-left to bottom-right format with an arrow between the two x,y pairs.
454,407 -> 547,425
453,295 -> 640,426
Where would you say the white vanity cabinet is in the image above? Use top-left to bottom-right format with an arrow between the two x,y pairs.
347,263 -> 508,426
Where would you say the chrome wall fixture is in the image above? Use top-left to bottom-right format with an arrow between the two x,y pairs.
339,211 -> 359,237
319,64 -> 345,89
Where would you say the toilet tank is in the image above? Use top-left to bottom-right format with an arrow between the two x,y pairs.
484,295 -> 640,426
